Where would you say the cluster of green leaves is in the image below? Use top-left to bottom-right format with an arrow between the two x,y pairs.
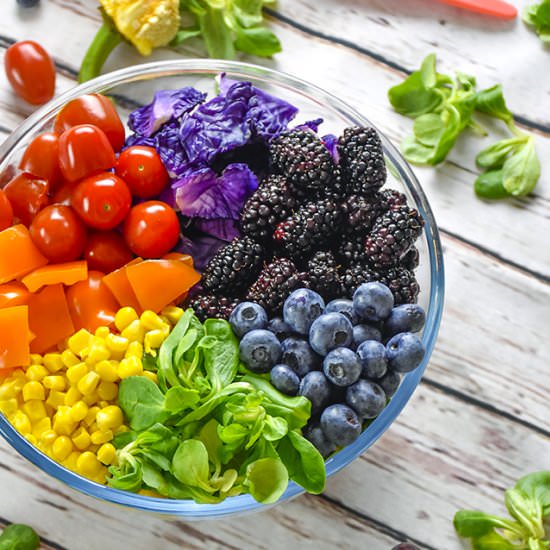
454,471 -> 550,550
109,309 -> 325,504
0,524 -> 40,550
172,0 -> 281,59
388,54 -> 541,199
523,0 -> 550,43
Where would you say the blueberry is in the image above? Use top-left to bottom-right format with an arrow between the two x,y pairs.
377,370 -> 401,399
283,288 -> 325,335
270,364 -> 301,395
356,340 -> 388,380
267,317 -> 293,341
303,422 -> 336,458
352,324 -> 382,348
229,302 -> 268,337
320,404 -> 362,447
281,337 -> 321,377
386,332 -> 425,373
309,313 -> 353,356
323,348 -> 362,387
384,304 -> 426,337
325,298 -> 359,325
298,371 -> 331,415
239,329 -> 282,373
17,0 -> 40,6
353,282 -> 394,322
346,379 -> 386,419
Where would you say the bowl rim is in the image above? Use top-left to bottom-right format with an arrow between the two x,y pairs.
0,59 -> 445,519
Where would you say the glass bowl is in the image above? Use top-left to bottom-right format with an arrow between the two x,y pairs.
0,60 -> 444,519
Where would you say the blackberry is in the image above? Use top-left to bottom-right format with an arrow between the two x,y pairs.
202,236 -> 264,295
313,167 -> 348,202
378,266 -> 420,304
338,126 -> 386,195
190,294 -> 240,322
343,193 -> 385,232
273,199 -> 343,260
240,175 -> 297,242
335,233 -> 367,266
307,251 -> 341,300
381,188 -> 407,209
270,129 -> 335,197
401,247 -> 420,270
339,263 -> 378,298
364,205 -> 424,268
246,258 -> 310,315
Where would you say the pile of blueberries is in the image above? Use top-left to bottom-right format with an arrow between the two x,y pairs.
230,282 -> 426,457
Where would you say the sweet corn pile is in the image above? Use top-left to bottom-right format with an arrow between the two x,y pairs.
0,306 -> 183,484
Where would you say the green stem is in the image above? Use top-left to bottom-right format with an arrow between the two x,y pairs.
78,22 -> 123,83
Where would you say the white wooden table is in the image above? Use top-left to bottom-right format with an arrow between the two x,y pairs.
0,1 -> 549,549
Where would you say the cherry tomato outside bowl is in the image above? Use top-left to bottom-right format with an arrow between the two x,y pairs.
58,124 -> 116,183
4,40 -> 55,105
3,173 -> 49,226
29,204 -> 87,263
123,201 -> 180,258
54,94 -> 126,152
19,132 -> 62,191
72,172 -> 132,231
115,146 -> 169,199
0,189 -> 14,231
84,231 -> 134,273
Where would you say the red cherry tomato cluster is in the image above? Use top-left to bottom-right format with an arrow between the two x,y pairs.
1,93 -> 180,274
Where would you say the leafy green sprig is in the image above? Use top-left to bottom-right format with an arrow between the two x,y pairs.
388,54 -> 541,199
454,471 -> 550,549
523,0 -> 550,43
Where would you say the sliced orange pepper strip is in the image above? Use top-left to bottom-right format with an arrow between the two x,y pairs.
162,252 -> 194,267
126,259 -> 201,313
0,225 -> 48,284
21,261 -> 88,293
0,305 -> 30,370
0,282 -> 32,309
103,257 -> 143,313
28,284 -> 75,354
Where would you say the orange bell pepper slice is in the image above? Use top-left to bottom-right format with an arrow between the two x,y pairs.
21,260 -> 88,293
103,257 -> 143,313
0,282 -> 32,309
162,252 -> 194,267
0,305 -> 30,370
126,259 -> 201,313
0,225 -> 48,284
28,284 -> 75,354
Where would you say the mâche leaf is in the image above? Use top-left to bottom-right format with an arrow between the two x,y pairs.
502,137 -> 540,197
523,0 -> 550,42
244,457 -> 289,504
474,170 -> 510,200
118,377 -> 169,431
475,85 -> 513,125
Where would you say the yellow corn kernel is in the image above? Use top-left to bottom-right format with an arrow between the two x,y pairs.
91,466 -> 108,484
144,329 -> 166,355
12,411 -> 32,435
121,320 -> 146,344
24,433 -> 38,446
77,371 -> 101,396
125,341 -> 143,359
43,353 -> 64,372
22,381 -> 45,401
96,406 -> 123,431
46,390 -> 66,409
68,329 -> 93,357
82,391 -> 99,406
70,401 -> 89,422
114,425 -> 130,435
0,398 -> 18,415
77,451 -> 102,477
61,350 -> 80,368
43,375 -> 66,392
161,306 -> 183,325
23,400 -> 47,421
84,406 -> 100,427
63,451 -> 81,472
142,371 -> 158,385
105,333 -> 129,355
97,381 -> 118,401
140,310 -> 167,331
64,386 -> 83,407
29,354 -> 43,365
25,364 -> 49,381
90,430 -> 113,445
86,339 -> 110,365
40,429 -> 57,446
97,443 -> 116,465
67,362 -> 89,385
95,360 -> 119,383
72,427 -> 91,451
115,307 -> 139,332
53,407 -> 77,436
118,356 -> 143,379
95,326 -> 111,339
0,382 -> 16,400
32,417 -> 52,438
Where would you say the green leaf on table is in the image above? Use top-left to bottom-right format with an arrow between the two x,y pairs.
505,488 -> 545,538
475,84 -> 513,124
118,377 -> 169,431
0,524 -> 40,550
502,137 -> 540,196
170,27 -> 202,46
199,5 -> 236,58
244,457 -> 289,504
235,25 -> 282,57
515,471 -> 550,517
523,0 -> 550,42
471,532 -> 516,550
232,0 -> 265,28
474,170 -> 510,200
475,137 -> 526,170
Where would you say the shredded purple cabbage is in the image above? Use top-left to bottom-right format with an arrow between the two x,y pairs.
176,234 -> 227,271
322,133 -> 339,163
193,218 -> 241,242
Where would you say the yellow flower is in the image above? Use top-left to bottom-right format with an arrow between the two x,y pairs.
100,0 -> 181,56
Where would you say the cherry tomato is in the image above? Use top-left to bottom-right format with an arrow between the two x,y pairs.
66,271 -> 119,332
123,201 -> 180,258
4,40 -> 55,105
84,231 -> 134,273
19,132 -> 62,190
115,146 -> 169,198
58,124 -> 115,183
0,189 -> 14,231
29,204 -> 87,263
52,180 -> 78,206
54,94 -> 125,152
4,173 -> 49,226
72,172 -> 131,230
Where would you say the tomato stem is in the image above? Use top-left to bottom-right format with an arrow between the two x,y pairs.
78,22 -> 123,83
